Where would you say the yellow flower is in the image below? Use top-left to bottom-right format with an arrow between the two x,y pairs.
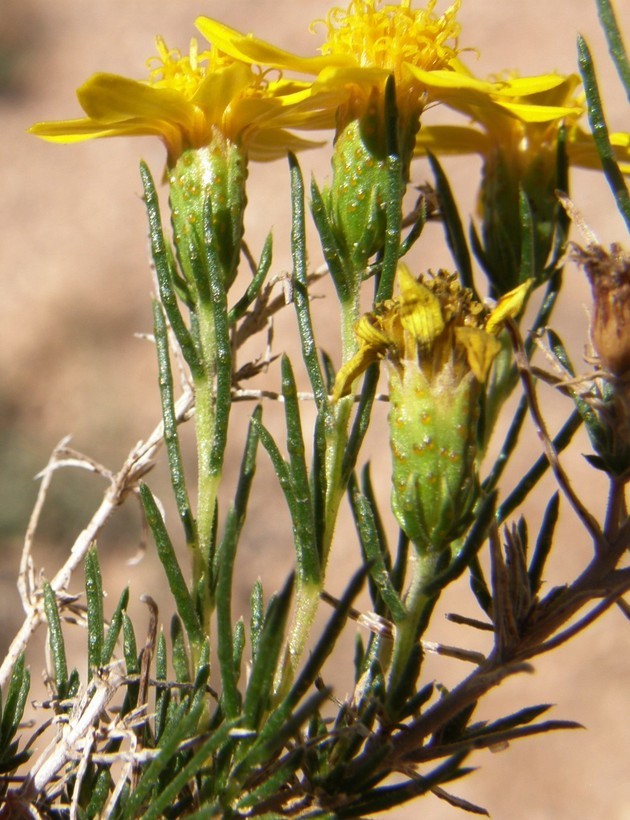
29,36 -> 323,165
333,265 -> 531,550
197,2 -> 501,134
197,3 -> 560,278
415,66 -> 630,173
415,65 -> 630,292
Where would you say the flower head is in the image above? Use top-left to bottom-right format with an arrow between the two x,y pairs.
334,266 -> 530,550
334,265 -> 530,398
198,3 -> 518,279
198,2 -> 474,134
415,66 -> 630,292
415,66 -> 630,174
29,35 -> 322,165
572,241 -> 630,378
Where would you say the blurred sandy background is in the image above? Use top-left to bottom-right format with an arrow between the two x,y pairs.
1,0 -> 629,817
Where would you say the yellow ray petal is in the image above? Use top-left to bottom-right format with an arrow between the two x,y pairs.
77,73 -> 192,126
397,266 -> 445,348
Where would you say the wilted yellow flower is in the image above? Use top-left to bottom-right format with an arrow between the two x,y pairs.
29,36 -> 323,165
334,266 -> 530,550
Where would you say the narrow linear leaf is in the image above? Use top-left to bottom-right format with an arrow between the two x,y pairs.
203,203 -> 233,486
1,654 -> 30,745
235,748 -> 304,811
153,300 -> 196,547
289,153 -> 327,406
578,34 -> 630,229
121,613 -> 139,713
233,689 -> 328,784
281,356 -> 319,585
496,409 -> 583,523
428,152 -> 475,293
85,767 -> 112,818
85,547 -> 104,679
242,574 -> 294,732
250,580 -> 264,662
375,76 -> 404,303
468,703 -> 553,738
171,615 -> 191,684
310,177 -> 353,302
119,698 -> 206,820
154,631 -> 170,743
348,474 -> 405,622
139,162 -> 201,377
251,417 -> 311,572
42,582 -> 68,699
228,232 -> 273,324
529,492 -> 560,594
101,587 -> 130,666
215,507 -> 242,720
142,722 -> 236,820
337,753 -> 470,817
341,363 -> 380,488
482,396 -> 528,493
140,483 -> 203,648
597,0 -> 630,99
518,188 -> 536,282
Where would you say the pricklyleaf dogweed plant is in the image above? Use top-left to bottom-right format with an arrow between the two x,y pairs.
3,0 -> 628,816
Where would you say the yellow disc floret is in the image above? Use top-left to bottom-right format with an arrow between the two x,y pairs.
319,0 -> 461,84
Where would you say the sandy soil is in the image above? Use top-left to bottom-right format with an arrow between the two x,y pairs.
1,0 -> 629,817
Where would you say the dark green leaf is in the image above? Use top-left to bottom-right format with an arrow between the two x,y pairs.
496,409 -> 583,523
529,492 -> 560,594
250,580 -> 264,662
139,162 -> 201,377
518,188 -> 536,282
281,356 -> 319,585
336,753 -> 470,817
348,473 -> 405,622
228,232 -> 273,324
171,615 -> 191,684
119,698 -> 206,820
310,177 -> 353,303
289,153 -> 327,406
43,582 -> 69,700
1,654 -> 30,748
101,587 -> 129,666
578,34 -> 630,229
242,574 -> 293,731
140,483 -> 202,648
153,300 -> 196,547
85,547 -> 104,680
597,0 -> 630,98
428,153 -> 475,293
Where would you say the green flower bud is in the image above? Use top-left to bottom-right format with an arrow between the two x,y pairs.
168,132 -> 247,296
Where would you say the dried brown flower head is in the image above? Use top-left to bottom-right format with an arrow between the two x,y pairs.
571,241 -> 630,377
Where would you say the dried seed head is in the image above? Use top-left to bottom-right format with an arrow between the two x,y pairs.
571,241 -> 630,378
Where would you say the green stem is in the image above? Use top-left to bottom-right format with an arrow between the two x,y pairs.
386,549 -> 441,707
322,294 -> 361,560
274,580 -> 321,700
